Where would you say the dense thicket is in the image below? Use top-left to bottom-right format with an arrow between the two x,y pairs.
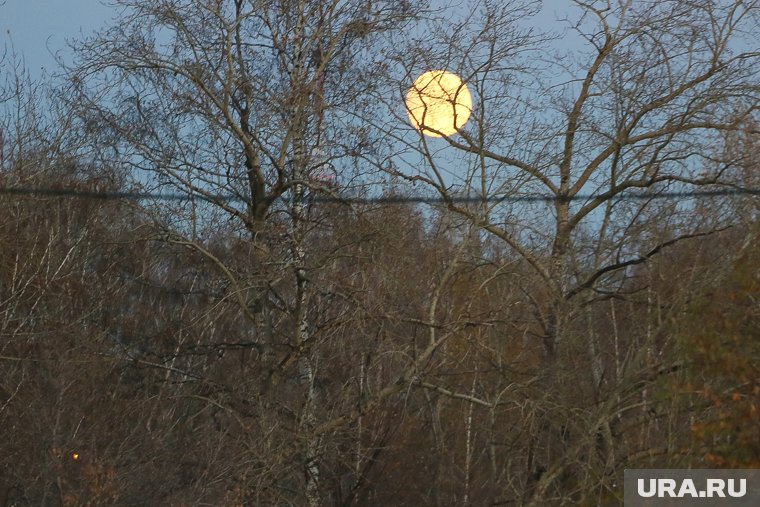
2,152 -> 758,506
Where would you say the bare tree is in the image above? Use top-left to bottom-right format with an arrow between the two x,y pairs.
65,1 -> 444,504
364,0 -> 760,503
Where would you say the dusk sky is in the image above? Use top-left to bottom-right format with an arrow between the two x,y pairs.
1,1 -> 578,79
2,0 -> 114,76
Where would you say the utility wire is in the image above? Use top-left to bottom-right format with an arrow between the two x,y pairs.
0,186 -> 759,204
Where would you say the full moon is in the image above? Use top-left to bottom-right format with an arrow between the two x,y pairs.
406,70 -> 472,137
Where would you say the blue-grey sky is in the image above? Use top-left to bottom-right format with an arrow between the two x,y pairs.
1,1 -> 580,78
1,0 -> 114,75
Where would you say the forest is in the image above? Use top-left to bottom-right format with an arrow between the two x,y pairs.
1,0 -> 759,505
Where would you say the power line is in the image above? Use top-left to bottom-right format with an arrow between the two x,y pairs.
0,186 -> 759,204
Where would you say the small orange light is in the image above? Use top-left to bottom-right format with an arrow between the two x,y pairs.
72,453 -> 79,460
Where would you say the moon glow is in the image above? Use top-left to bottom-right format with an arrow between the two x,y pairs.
406,70 -> 472,137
